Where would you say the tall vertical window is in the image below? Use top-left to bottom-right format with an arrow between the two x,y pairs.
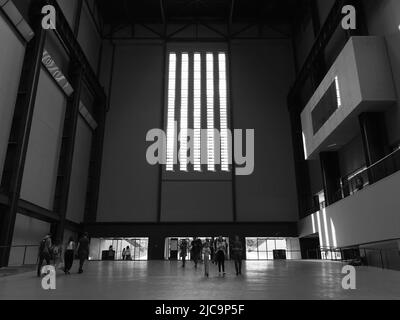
218,53 -> 229,171
166,54 -> 177,171
193,53 -> 202,171
206,53 -> 215,171
166,51 -> 229,173
180,53 -> 189,171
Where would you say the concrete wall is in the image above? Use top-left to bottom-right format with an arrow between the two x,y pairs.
364,0 -> 400,146
77,2 -> 102,72
0,11 -> 25,183
299,170 -> 400,248
56,0 -> 79,30
231,40 -> 298,222
97,43 -> 163,222
1,1 -> 102,255
97,39 -> 298,223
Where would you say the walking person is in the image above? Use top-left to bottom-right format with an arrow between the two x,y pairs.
180,239 -> 188,268
203,239 -> 211,277
210,238 -> 215,264
231,236 -> 243,276
77,232 -> 90,274
122,247 -> 126,261
37,234 -> 52,277
125,246 -> 131,260
52,241 -> 62,270
191,237 -> 203,269
64,237 -> 75,275
108,245 -> 114,260
215,236 -> 227,276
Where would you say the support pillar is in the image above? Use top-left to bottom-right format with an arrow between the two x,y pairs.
53,62 -> 83,243
288,96 -> 312,218
84,99 -> 107,224
320,152 -> 341,206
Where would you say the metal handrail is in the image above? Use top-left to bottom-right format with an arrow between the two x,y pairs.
334,148 -> 400,202
317,246 -> 400,270
303,148 -> 400,216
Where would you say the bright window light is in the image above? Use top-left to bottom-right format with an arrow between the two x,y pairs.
219,53 -> 229,171
166,53 -> 177,171
193,53 -> 201,171
206,53 -> 215,171
335,76 -> 342,108
180,53 -> 189,171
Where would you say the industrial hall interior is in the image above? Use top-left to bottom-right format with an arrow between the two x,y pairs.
0,0 -> 400,300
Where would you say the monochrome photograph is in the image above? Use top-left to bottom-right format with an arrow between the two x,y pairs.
0,0 -> 399,309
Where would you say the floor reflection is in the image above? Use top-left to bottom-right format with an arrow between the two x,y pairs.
0,260 -> 400,300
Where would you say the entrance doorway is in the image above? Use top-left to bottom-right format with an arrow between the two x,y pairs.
89,238 -> 149,261
299,236 -> 321,259
165,237 -> 230,260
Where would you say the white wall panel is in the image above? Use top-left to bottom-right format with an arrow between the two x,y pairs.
66,115 -> 93,223
0,12 -> 25,183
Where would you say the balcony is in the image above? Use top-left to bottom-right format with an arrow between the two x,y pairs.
302,147 -> 400,217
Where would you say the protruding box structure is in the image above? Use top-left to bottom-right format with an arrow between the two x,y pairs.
301,37 -> 397,160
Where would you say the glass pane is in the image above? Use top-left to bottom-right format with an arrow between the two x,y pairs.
258,251 -> 267,260
276,240 -> 287,250
258,239 -> 267,252
246,238 -> 258,260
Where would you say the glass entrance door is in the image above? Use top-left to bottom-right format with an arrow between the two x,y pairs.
89,238 -> 149,261
165,237 -> 230,260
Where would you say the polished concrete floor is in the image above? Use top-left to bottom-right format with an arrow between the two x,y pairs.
0,260 -> 399,300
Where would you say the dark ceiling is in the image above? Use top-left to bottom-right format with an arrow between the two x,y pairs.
97,0 -> 301,25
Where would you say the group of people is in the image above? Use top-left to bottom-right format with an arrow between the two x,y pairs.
179,236 -> 244,277
37,234 -> 244,279
122,246 -> 132,260
37,232 -> 90,277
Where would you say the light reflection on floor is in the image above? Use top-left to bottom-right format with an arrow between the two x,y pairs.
0,260 -> 399,300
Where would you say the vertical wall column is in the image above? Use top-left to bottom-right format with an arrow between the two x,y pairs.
84,99 -> 107,224
227,41 -> 237,222
0,2 -> 46,267
288,96 -> 312,218
320,152 -> 341,206
53,62 -> 83,243
359,112 -> 389,183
